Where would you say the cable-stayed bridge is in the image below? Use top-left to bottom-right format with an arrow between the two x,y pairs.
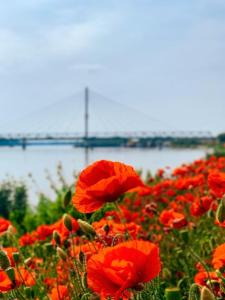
0,88 -> 213,148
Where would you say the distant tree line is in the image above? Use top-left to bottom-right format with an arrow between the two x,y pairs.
0,180 -> 69,233
218,133 -> 225,144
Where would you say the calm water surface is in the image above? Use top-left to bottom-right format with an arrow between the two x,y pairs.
0,147 -> 209,205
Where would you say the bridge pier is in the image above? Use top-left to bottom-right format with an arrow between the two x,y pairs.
22,138 -> 27,150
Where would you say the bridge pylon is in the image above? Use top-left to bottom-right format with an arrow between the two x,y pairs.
84,87 -> 89,146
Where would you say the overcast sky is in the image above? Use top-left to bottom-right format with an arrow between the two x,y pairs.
0,0 -> 224,134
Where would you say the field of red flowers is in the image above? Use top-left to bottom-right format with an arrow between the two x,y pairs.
0,156 -> 225,299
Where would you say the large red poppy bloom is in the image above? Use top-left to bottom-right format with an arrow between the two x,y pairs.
73,160 -> 144,213
87,240 -> 161,299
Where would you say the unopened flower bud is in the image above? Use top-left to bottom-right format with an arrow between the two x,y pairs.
0,250 -> 11,270
78,219 -> 96,236
6,267 -> 16,282
79,251 -> 86,265
145,203 -> 157,214
56,247 -> 67,261
206,279 -> 219,288
63,239 -> 71,249
53,230 -> 61,245
200,287 -> 215,300
103,224 -> 110,234
12,252 -> 20,264
133,283 -> 144,291
24,257 -> 32,267
216,197 -> 225,223
24,287 -> 32,298
63,214 -> 73,231
165,288 -> 182,300
63,190 -> 72,208
7,225 -> 15,236
89,294 -> 100,300
82,272 -> 87,289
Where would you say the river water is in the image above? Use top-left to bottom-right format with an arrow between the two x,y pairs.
0,147 -> 210,205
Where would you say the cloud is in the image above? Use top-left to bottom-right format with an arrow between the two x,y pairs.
0,16 -> 112,70
8,0 -> 55,8
43,20 -> 107,57
0,29 -> 26,65
69,63 -> 105,73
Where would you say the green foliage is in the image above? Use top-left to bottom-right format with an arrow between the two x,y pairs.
9,185 -> 27,232
0,182 -> 12,219
89,203 -> 116,223
218,133 -> 225,144
213,144 -> 225,157
134,279 -> 165,300
0,175 -> 69,233
22,191 -> 66,232
0,181 -> 28,233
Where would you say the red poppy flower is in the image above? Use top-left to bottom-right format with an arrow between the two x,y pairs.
0,271 -> 13,292
73,160 -> 144,213
87,240 -> 161,299
36,224 -> 54,241
0,267 -> 35,293
208,171 -> 225,198
212,243 -> 225,269
194,271 -> 223,296
16,267 -> 35,287
190,196 -> 213,217
19,233 -> 37,246
194,271 -> 219,286
0,218 -> 12,235
159,209 -> 187,229
49,285 -> 69,300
